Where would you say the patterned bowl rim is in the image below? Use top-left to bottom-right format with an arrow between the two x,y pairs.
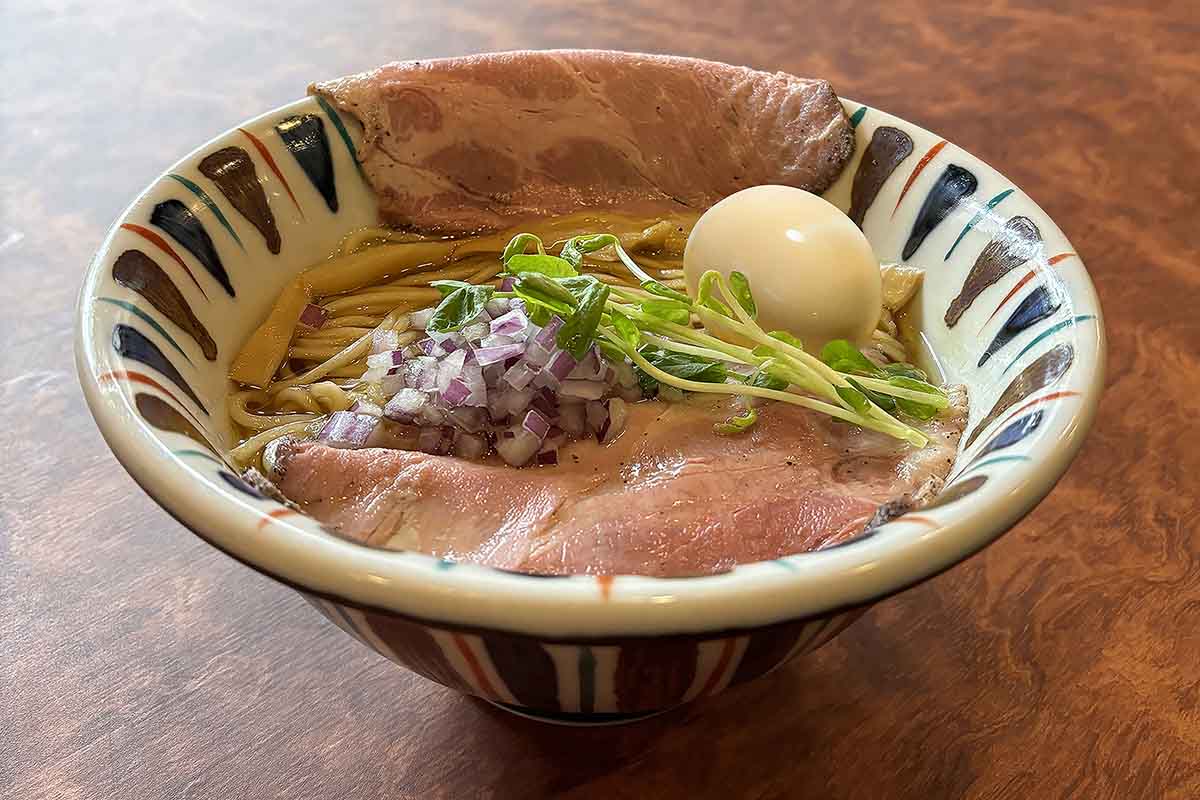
76,95 -> 1105,639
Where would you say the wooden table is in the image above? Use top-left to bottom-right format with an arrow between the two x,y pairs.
4,1 -> 1197,797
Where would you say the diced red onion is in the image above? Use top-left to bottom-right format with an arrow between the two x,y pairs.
522,409 -> 551,440
499,276 -> 515,292
371,329 -> 400,355
486,393 -> 509,424
498,386 -> 534,416
366,349 -> 406,370
481,362 -> 505,386
461,321 -> 490,343
417,425 -> 453,455
447,406 -> 488,433
532,368 -> 560,391
436,350 -> 467,392
534,316 -> 563,350
348,399 -> 383,418
523,343 -> 553,369
474,343 -> 526,366
603,398 -> 628,444
426,330 -> 462,357
299,303 -> 328,330
465,387 -> 488,409
569,347 -> 602,380
586,400 -> 609,434
384,388 -> 429,421
317,412 -> 378,449
616,383 -> 643,402
558,402 -> 586,437
502,359 -> 538,390
495,425 -> 542,466
365,420 -> 421,450
459,364 -> 486,406
416,403 -> 446,426
480,333 -> 517,349
547,350 -> 578,381
409,307 -> 434,330
559,380 -> 607,400
401,356 -> 439,392
442,378 -> 472,407
350,293 -> 640,468
454,430 -> 489,459
489,309 -> 529,338
485,298 -> 511,318
611,359 -> 637,389
543,429 -> 567,450
380,367 -> 407,396
531,388 -> 558,419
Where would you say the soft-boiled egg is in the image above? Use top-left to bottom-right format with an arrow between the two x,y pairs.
683,185 -> 882,351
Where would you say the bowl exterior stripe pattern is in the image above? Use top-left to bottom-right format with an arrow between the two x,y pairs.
304,592 -> 867,714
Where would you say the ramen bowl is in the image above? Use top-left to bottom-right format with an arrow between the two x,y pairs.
76,86 -> 1104,724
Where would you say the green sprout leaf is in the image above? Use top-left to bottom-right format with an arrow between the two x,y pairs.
887,375 -> 944,420
747,368 -> 789,392
597,338 -> 628,363
556,281 -> 610,359
715,405 -> 758,435
512,273 -> 578,316
430,279 -> 472,297
526,303 -> 552,327
560,234 -> 615,269
502,233 -> 544,262
847,377 -> 894,412
696,270 -> 734,317
836,382 -> 871,413
633,345 -> 728,393
505,253 -> 578,278
639,346 -> 727,383
887,375 -> 944,395
609,309 -> 641,349
729,271 -> 757,319
821,339 -> 885,378
767,330 -> 804,350
882,362 -> 928,382
427,284 -> 494,333
896,398 -> 938,420
696,270 -> 720,305
862,387 -> 897,411
641,280 -> 693,304
640,298 -> 692,325
556,274 -> 604,301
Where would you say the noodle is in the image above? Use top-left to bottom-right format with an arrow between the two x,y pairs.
338,225 -> 434,256
230,419 -> 325,465
321,288 -> 442,315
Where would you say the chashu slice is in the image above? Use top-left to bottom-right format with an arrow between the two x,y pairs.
268,390 -> 966,577
310,49 -> 856,233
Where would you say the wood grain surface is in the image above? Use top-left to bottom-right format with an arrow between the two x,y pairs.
2,1 -> 1198,798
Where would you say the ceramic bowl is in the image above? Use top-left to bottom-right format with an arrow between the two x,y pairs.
76,84 -> 1104,724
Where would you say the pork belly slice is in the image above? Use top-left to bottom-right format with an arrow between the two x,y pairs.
269,391 -> 965,577
310,50 -> 855,233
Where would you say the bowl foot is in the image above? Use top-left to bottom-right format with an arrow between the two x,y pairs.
485,700 -> 673,727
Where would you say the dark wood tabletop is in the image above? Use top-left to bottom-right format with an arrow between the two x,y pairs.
4,1 -> 1198,798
